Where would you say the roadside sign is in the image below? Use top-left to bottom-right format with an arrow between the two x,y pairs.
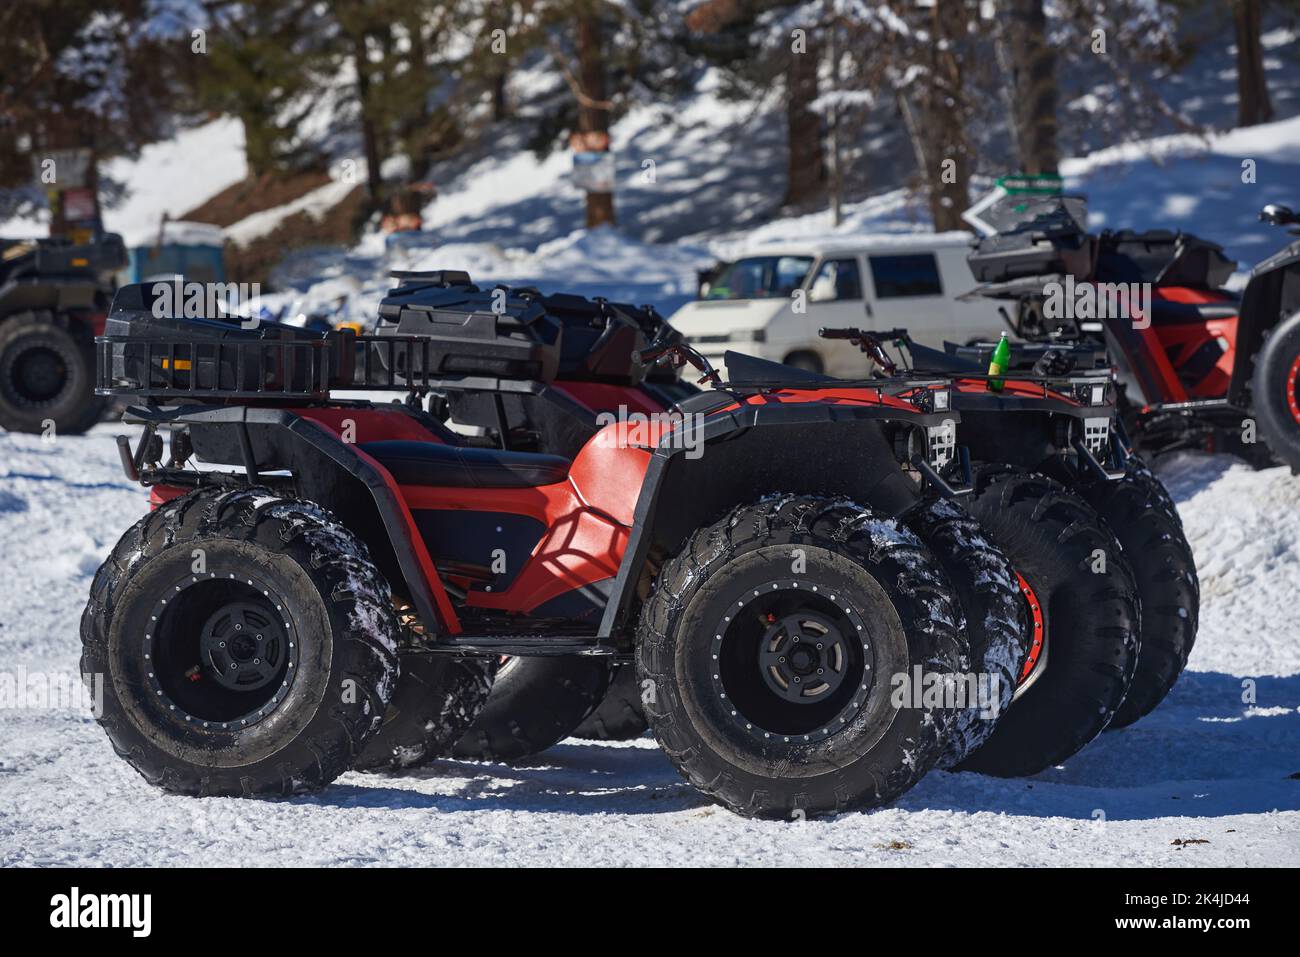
63,187 -> 97,221
569,131 -> 611,153
573,151 -> 615,194
31,148 -> 93,189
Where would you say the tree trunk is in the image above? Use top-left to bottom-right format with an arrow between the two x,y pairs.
352,32 -> 384,208
491,2 -> 512,121
1004,0 -> 1058,174
577,13 -> 615,228
825,11 -> 844,227
492,68 -> 509,121
1233,0 -> 1273,127
922,0 -> 972,230
784,39 -> 824,208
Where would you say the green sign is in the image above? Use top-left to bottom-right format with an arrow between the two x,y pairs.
995,173 -> 1063,195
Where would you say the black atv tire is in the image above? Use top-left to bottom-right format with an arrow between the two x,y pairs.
1075,463 -> 1199,729
355,654 -> 497,771
572,663 -> 649,741
451,655 -> 613,761
81,486 -> 400,796
957,466 -> 1141,777
637,495 -> 966,819
0,311 -> 105,435
1131,457 -> 1182,527
1250,309 -> 1300,473
900,497 -> 1028,768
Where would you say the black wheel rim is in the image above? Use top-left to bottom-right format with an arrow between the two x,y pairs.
3,344 -> 69,407
198,602 -> 290,694
145,571 -> 300,729
712,580 -> 873,742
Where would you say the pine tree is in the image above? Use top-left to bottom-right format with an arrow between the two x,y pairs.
0,1 -> 179,225
684,1 -> 828,211
195,1 -> 330,178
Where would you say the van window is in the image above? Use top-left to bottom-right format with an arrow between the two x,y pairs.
808,258 -> 863,301
704,256 -> 814,301
868,254 -> 943,298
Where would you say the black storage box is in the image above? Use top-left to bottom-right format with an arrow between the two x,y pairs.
0,232 -> 127,285
374,271 -> 656,385
968,205 -> 1097,283
1096,229 -> 1236,289
375,272 -> 560,382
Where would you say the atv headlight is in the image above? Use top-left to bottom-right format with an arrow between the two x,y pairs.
1083,416 -> 1110,455
908,387 -> 949,414
926,419 -> 957,470
1073,382 -> 1109,406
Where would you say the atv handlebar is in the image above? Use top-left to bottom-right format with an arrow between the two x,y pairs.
638,332 -> 723,388
817,327 -> 910,375
1260,203 -> 1298,227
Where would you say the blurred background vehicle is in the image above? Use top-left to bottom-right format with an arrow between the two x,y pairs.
671,233 -> 1007,377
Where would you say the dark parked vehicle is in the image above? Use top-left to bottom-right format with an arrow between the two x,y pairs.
0,232 -> 127,434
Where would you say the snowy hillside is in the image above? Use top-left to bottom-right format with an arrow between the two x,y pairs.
263,100 -> 1300,325
233,111 -> 1300,339
7,72 -> 1300,323
1063,113 -> 1300,274
0,118 -> 248,243
0,423 -> 1297,867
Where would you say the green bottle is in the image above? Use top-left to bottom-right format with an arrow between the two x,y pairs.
987,331 -> 1011,393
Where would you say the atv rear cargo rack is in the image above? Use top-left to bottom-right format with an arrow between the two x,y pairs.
94,332 -> 566,401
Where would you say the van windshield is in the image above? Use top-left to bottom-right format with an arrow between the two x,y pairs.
705,256 -> 814,301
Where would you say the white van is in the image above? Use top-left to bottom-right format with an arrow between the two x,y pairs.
669,232 -> 1008,377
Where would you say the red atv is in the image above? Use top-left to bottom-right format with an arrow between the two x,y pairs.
444,307 -> 1186,779
86,273 -> 1019,819
963,197 -> 1300,472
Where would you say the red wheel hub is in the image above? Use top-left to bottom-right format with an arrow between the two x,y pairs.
1015,572 -> 1044,686
1286,354 -> 1300,426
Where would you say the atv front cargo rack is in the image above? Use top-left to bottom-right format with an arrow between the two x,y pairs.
94,333 -> 546,401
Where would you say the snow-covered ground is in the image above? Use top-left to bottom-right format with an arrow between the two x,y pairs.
0,424 -> 1296,867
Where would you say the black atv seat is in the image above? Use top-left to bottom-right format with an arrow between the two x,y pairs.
360,441 -> 570,488
724,350 -> 835,385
